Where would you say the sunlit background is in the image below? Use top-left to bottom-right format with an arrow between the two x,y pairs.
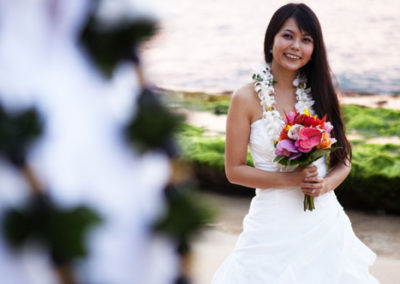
143,0 -> 400,94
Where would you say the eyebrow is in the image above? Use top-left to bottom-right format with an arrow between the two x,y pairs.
283,28 -> 312,37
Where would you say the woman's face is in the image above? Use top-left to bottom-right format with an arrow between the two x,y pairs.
271,18 -> 314,72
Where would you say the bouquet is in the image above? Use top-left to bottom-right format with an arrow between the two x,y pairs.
273,109 -> 339,211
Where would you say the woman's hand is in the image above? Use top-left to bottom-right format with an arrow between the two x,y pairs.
293,165 -> 318,185
300,168 -> 330,197
292,165 -> 329,197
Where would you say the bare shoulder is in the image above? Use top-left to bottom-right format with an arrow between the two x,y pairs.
229,82 -> 260,122
232,82 -> 257,102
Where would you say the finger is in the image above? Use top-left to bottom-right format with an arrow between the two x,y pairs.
301,181 -> 323,192
305,171 -> 318,179
301,188 -> 316,197
304,176 -> 323,183
306,166 -> 318,175
301,187 -> 319,197
306,165 -> 317,169
304,166 -> 316,172
300,182 -> 322,190
302,182 -> 324,196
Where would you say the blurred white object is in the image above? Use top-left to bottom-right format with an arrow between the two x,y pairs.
0,0 -> 178,283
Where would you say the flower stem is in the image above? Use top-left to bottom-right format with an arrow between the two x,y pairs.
303,195 -> 315,211
310,196 -> 315,210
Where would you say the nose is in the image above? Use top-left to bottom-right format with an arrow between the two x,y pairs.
291,38 -> 300,50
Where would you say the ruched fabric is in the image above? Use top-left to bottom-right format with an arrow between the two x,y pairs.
212,119 -> 379,284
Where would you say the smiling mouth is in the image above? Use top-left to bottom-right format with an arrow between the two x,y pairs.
284,53 -> 301,60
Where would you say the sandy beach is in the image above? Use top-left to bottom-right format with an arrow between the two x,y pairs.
191,193 -> 400,284
338,91 -> 400,111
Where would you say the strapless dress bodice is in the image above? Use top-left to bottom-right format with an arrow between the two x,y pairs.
249,118 -> 327,175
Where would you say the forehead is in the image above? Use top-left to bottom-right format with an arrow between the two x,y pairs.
279,18 -> 309,35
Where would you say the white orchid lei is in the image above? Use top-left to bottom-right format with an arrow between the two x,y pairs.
252,64 -> 315,142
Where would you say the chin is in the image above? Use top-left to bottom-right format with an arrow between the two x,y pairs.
281,63 -> 303,72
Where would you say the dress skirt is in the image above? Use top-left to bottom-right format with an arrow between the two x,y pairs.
211,187 -> 379,284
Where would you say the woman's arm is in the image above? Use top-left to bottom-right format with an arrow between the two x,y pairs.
225,86 -> 317,190
300,159 -> 351,196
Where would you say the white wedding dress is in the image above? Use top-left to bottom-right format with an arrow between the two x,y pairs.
211,117 -> 379,284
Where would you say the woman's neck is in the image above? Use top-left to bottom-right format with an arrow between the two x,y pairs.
270,61 -> 297,91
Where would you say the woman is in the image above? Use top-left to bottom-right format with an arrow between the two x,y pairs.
212,3 -> 379,284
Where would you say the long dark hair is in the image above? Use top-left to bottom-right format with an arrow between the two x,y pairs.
264,3 -> 351,167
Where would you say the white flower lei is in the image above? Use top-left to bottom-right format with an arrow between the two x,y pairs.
252,64 -> 315,141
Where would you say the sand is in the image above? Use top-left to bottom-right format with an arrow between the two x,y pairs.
338,91 -> 400,110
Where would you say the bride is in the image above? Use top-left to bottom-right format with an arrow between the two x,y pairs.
212,3 -> 379,284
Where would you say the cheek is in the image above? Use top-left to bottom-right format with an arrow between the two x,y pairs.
273,37 -> 288,51
273,42 -> 289,55
304,46 -> 314,58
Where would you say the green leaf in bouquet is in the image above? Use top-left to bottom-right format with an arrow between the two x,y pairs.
296,149 -> 331,167
310,149 -> 330,160
288,158 -> 302,167
330,146 -> 342,152
274,156 -> 291,166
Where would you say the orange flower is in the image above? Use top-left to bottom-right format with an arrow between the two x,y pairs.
316,132 -> 332,149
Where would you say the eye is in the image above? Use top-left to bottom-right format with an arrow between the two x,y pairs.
282,33 -> 292,39
303,37 -> 313,43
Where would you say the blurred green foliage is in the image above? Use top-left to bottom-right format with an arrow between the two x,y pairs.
0,105 -> 43,167
80,1 -> 157,78
154,183 -> 215,255
337,143 -> 400,212
177,124 -> 253,172
159,89 -> 231,115
351,144 -> 400,179
342,105 -> 400,138
3,194 -> 102,265
125,89 -> 184,156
